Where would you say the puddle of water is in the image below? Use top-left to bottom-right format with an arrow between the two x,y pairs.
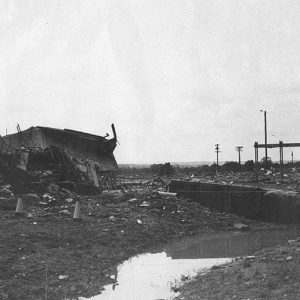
165,226 -> 300,259
80,253 -> 231,300
79,226 -> 300,300
81,253 -> 231,300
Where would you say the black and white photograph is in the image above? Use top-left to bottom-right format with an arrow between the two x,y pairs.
1,1 -> 300,299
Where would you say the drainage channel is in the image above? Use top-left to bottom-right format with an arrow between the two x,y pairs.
170,180 -> 300,222
79,226 -> 300,300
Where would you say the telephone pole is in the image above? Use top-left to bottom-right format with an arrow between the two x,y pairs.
236,146 -> 243,164
260,110 -> 268,166
291,151 -> 294,163
215,144 -> 220,172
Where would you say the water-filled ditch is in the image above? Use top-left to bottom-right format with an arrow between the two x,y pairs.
80,226 -> 300,300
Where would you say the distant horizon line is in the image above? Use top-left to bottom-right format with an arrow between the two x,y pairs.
118,159 -> 296,167
118,161 -> 215,166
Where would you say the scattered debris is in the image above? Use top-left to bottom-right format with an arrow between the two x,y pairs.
245,256 -> 256,260
157,191 -> 177,198
109,216 -> 116,222
128,198 -> 138,202
0,185 -> 13,196
60,210 -> 72,216
233,223 -> 250,231
0,171 -> 287,300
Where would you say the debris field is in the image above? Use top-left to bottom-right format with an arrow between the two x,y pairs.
0,178 -> 271,299
0,125 -> 299,300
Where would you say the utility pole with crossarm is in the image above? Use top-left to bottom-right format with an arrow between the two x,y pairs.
215,144 -> 220,172
236,146 -> 243,165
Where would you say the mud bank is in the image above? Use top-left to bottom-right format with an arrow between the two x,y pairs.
176,233 -> 300,300
87,226 -> 300,300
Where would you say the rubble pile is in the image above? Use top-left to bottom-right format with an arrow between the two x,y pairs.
0,145 -> 108,194
185,168 -> 300,192
0,125 -> 119,194
0,182 -> 81,218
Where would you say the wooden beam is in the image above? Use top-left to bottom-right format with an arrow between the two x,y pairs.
279,141 -> 284,182
255,142 -> 300,149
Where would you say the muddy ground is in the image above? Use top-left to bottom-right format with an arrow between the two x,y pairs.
176,236 -> 300,300
0,174 -> 299,300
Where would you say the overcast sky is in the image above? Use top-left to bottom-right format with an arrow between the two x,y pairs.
1,0 -> 300,164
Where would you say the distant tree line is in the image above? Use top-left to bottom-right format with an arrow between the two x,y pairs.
118,158 -> 300,176
150,162 -> 175,176
118,162 -> 175,176
177,160 -> 255,174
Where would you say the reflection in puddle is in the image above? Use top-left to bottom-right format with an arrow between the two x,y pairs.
80,226 -> 300,300
166,226 -> 300,259
81,253 -> 231,300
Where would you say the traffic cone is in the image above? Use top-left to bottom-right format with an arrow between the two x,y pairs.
15,198 -> 24,215
73,201 -> 82,221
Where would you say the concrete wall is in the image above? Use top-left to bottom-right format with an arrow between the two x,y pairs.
170,180 -> 300,223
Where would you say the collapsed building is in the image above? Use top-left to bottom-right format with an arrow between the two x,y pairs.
0,124 -> 118,194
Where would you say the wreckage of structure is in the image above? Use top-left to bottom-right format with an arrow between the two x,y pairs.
0,124 -> 118,194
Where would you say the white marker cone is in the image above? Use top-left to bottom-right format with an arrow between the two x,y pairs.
73,201 -> 82,220
15,198 -> 24,214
